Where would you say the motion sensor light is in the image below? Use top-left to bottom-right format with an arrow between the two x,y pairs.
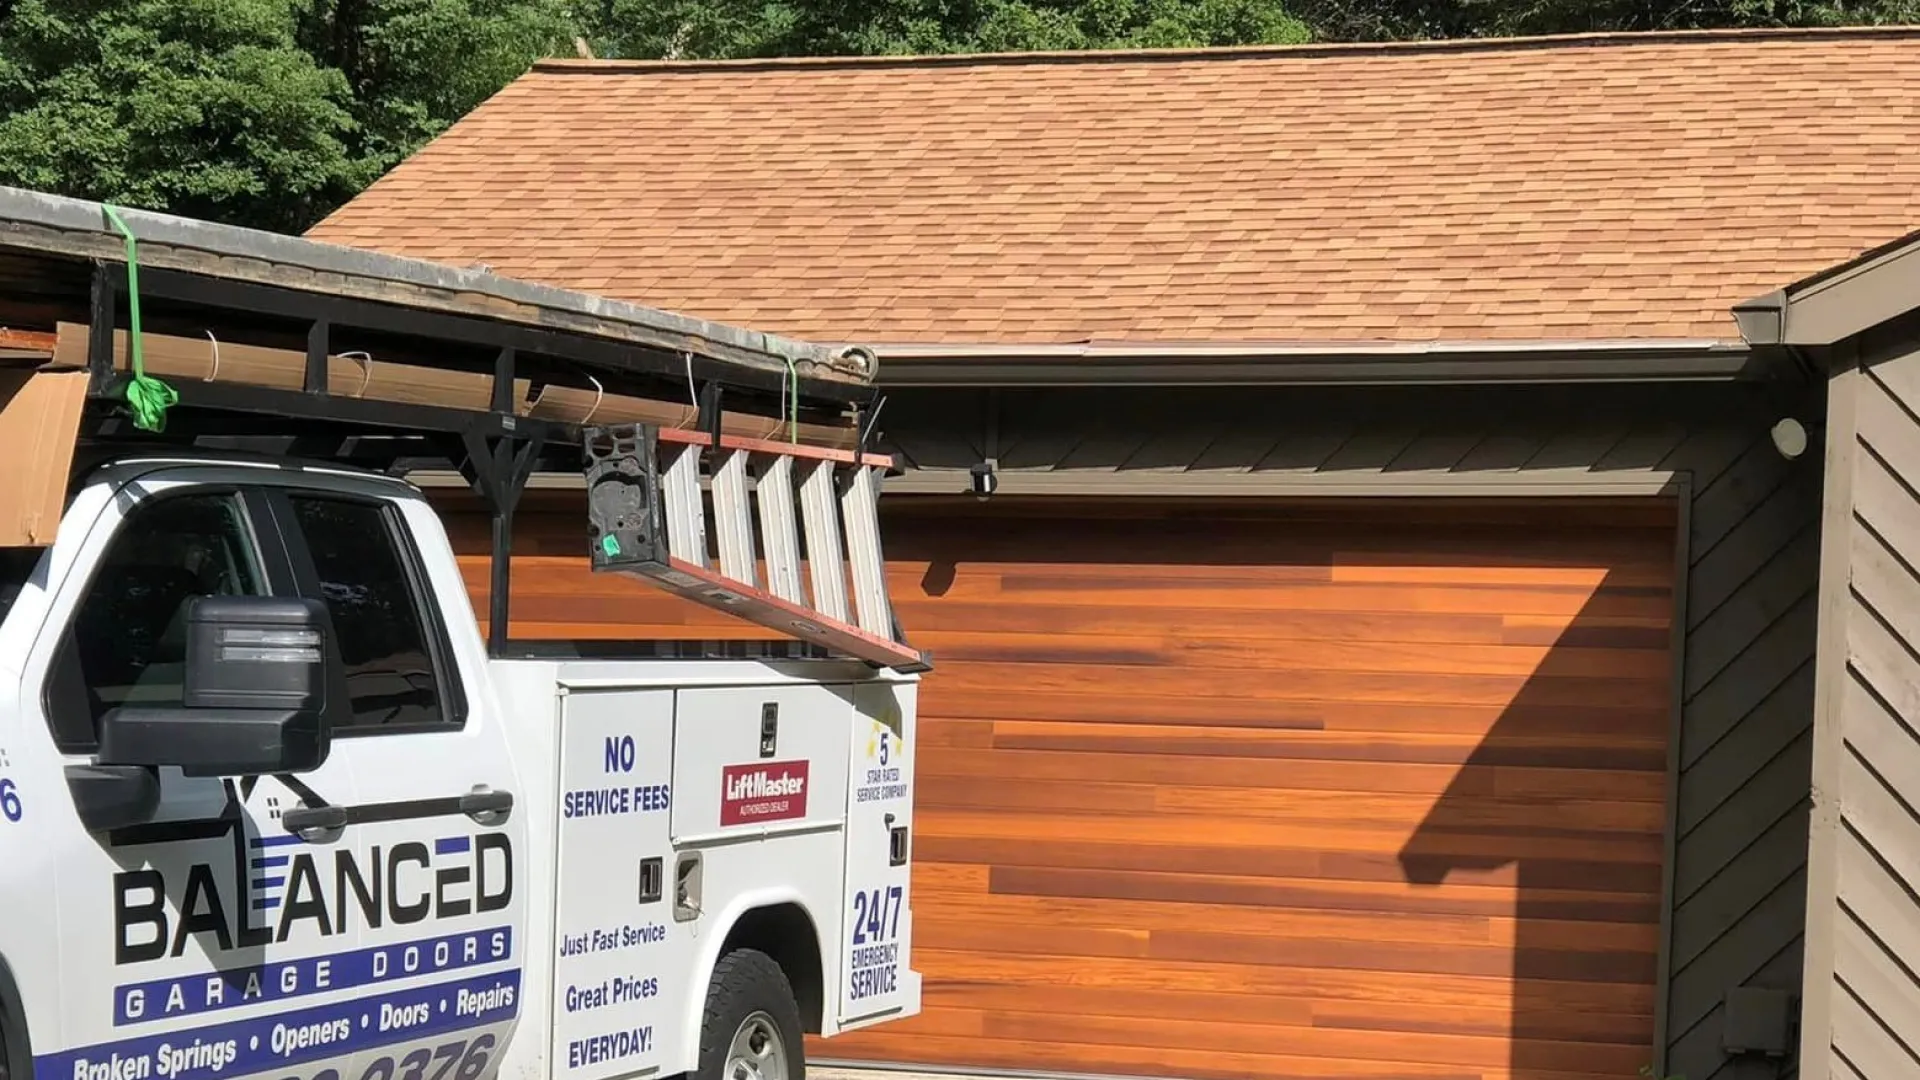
1770,417 -> 1810,460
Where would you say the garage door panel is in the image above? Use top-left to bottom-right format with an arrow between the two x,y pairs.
913,947 -> 1661,1015
1504,613 -> 1674,648
909,911 -> 1539,984
921,778 -> 1659,838
1297,997 -> 1647,1046
833,1029 -> 1628,1080
1176,639 -> 1670,681
894,600 -> 1521,643
914,917 -> 1152,960
922,981 -> 1650,1047
909,861 -> 992,893
910,630 -> 1671,680
929,901 -> 1663,961
920,808 -> 1664,866
924,696 -> 1666,736
977,722 -> 1669,771
914,834 -> 1666,895
902,628 -> 1172,665
918,891 -> 1499,946
919,773 -> 1162,814
981,866 -> 1662,923
923,659 -> 1672,710
907,577 -> 1672,620
978,1009 -> 1654,1076
898,602 -> 1668,650
1154,785 -> 1666,835
912,716 -> 997,746
1327,560 -> 1667,589
880,498 -> 1670,549
913,904 -> 1657,970
979,716 -> 1658,752
817,501 -> 1673,1079
918,746 -> 1669,802
928,980 -> 1319,1029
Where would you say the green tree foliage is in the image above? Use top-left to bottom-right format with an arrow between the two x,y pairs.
575,0 -> 1308,60
1291,0 -> 1920,40
0,0 -> 572,232
0,0 -> 371,232
295,0 -> 574,177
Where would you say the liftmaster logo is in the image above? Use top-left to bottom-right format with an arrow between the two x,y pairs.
719,761 -> 809,826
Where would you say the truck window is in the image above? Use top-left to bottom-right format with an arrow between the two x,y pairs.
0,546 -> 43,630
286,493 -> 452,731
51,492 -> 265,749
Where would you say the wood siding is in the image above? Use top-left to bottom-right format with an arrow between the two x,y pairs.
1800,339 -> 1920,1080
430,381 -> 1822,1080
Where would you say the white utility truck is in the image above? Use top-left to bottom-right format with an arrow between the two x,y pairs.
0,190 -> 927,1080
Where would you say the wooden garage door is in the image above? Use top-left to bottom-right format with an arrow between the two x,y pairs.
821,497 -> 1678,1080
431,491 -> 1676,1080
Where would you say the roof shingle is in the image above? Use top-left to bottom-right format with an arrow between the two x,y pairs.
308,28 -> 1920,346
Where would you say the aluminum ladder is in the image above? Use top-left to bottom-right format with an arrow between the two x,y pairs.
583,422 -> 929,672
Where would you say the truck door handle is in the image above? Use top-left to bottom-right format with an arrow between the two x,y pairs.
280,789 -> 516,838
281,805 -> 348,836
460,789 -> 514,819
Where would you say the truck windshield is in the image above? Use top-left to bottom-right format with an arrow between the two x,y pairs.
0,546 -> 45,629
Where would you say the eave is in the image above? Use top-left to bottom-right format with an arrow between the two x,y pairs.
852,337 -> 1764,388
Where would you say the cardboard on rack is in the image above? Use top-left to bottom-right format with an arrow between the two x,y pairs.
0,366 -> 88,547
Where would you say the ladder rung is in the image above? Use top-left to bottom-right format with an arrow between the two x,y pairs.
756,454 -> 805,605
661,443 -> 707,568
710,447 -> 758,586
798,458 -> 850,623
841,464 -> 892,638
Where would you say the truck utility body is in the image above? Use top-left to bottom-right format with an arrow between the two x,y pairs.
0,189 -> 926,1080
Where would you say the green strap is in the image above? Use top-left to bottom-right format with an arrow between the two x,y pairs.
100,204 -> 178,433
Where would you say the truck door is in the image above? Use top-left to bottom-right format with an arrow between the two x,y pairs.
22,478 -> 375,1080
260,483 -> 528,1080
837,680 -> 920,1029
546,686 -> 680,1080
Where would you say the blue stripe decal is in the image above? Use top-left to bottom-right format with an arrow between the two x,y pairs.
37,968 -> 520,1080
112,927 -> 513,1026
250,856 -> 290,869
433,837 -> 470,856
249,835 -> 303,849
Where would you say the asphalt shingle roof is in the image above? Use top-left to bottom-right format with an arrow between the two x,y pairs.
308,28 -> 1920,347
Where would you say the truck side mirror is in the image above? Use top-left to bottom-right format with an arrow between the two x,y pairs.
94,595 -> 339,778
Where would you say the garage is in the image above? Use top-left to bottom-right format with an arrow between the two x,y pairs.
815,496 -> 1678,1080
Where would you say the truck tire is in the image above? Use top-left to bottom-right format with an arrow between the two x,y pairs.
692,948 -> 805,1080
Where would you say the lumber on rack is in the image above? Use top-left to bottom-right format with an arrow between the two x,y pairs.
52,322 -> 857,447
525,383 -> 855,448
54,322 -> 528,413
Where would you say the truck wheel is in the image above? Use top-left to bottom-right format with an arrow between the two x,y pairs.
694,948 -> 805,1080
